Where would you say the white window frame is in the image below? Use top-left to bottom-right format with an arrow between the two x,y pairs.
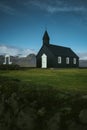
73,58 -> 76,64
58,56 -> 62,64
66,57 -> 69,64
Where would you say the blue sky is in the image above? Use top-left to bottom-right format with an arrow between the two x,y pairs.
0,0 -> 87,58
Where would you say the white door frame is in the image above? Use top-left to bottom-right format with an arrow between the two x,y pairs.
41,54 -> 47,68
3,54 -> 12,65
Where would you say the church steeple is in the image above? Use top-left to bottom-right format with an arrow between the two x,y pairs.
43,30 -> 50,45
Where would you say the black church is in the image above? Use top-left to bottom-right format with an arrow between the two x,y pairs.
36,31 -> 79,68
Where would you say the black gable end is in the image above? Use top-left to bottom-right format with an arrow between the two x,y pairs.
36,44 -> 55,68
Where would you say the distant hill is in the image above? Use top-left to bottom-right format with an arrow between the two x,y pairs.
79,60 -> 87,67
15,54 -> 36,67
0,55 -> 4,63
0,54 -> 36,67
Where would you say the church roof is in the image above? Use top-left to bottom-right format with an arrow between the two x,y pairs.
45,44 -> 79,57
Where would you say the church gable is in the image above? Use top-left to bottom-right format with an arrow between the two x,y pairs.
36,45 -> 55,68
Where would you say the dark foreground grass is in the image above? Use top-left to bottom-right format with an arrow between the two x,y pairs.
0,69 -> 87,130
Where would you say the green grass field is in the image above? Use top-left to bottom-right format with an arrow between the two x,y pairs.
0,68 -> 87,93
0,68 -> 87,130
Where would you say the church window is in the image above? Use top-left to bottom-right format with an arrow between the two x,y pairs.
73,58 -> 76,64
58,56 -> 62,64
66,57 -> 69,64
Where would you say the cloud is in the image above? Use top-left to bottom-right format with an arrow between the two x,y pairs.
0,2 -> 15,15
78,52 -> 87,60
0,45 -> 36,57
47,6 -> 86,13
0,0 -> 87,15
24,0 -> 87,13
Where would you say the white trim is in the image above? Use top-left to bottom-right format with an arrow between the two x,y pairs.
41,54 -> 47,68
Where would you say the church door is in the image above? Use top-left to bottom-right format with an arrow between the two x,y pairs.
41,54 -> 47,68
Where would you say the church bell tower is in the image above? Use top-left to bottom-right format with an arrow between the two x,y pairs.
43,30 -> 50,45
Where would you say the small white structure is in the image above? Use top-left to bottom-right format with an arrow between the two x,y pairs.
41,54 -> 47,68
3,54 -> 12,65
